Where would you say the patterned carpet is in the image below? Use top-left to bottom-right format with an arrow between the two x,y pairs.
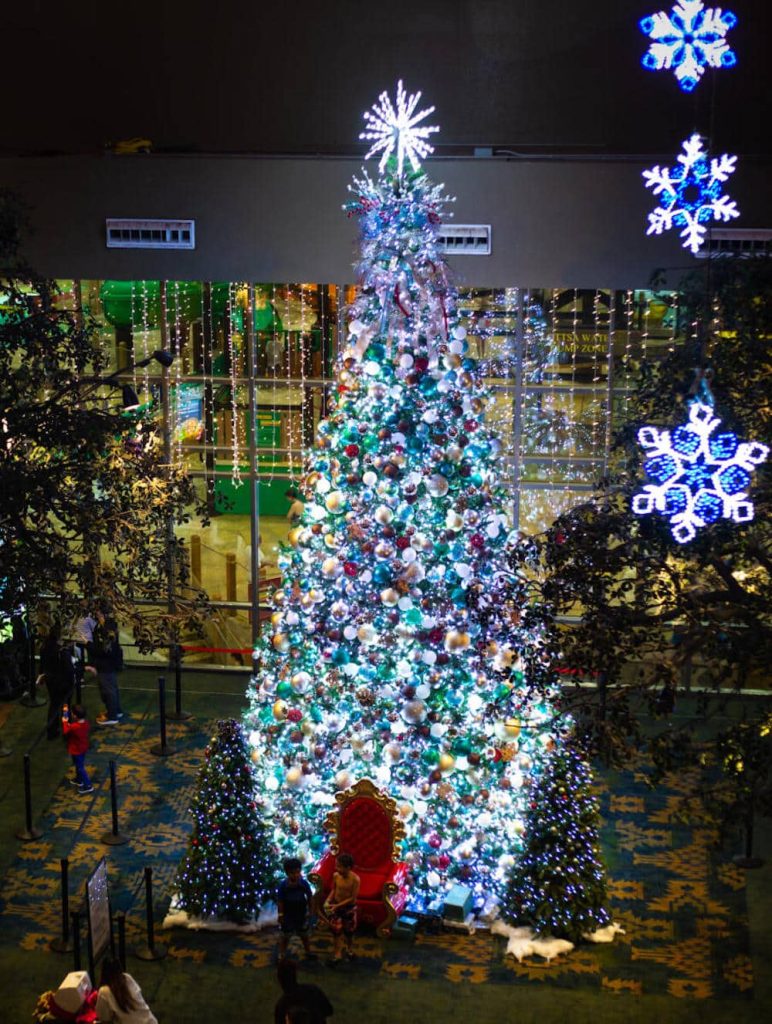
0,708 -> 752,1001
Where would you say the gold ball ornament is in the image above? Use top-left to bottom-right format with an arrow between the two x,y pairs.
272,699 -> 288,720
380,588 -> 400,606
272,633 -> 290,653
504,718 -> 521,738
439,752 -> 455,773
291,671 -> 312,694
288,527 -> 303,547
285,766 -> 303,787
444,630 -> 471,652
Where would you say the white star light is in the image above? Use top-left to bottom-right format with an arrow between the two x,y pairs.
640,2 -> 737,92
632,402 -> 768,544
360,80 -> 440,177
643,134 -> 739,254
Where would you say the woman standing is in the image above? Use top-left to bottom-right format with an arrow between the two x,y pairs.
95,958 -> 158,1024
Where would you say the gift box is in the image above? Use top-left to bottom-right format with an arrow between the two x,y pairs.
54,972 -> 92,1014
442,884 -> 472,923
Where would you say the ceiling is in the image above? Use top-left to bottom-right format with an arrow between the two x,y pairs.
5,0 -> 770,158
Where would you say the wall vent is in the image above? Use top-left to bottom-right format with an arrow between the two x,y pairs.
437,224 -> 491,255
696,228 -> 772,259
105,218 -> 196,250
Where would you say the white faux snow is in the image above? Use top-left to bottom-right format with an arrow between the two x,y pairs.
162,897 -> 277,933
491,920 -> 574,962
491,919 -> 624,960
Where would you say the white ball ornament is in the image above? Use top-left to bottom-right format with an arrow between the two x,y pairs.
427,474 -> 449,497
290,672 -> 312,694
322,558 -> 342,579
335,770 -> 353,791
380,588 -> 400,606
325,491 -> 346,514
374,505 -> 393,525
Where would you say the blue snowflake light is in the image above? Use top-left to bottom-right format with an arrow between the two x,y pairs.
643,134 -> 739,254
632,402 -> 768,544
360,80 -> 440,178
640,2 -> 737,92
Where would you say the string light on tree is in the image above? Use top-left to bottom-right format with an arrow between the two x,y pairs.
632,401 -> 768,544
643,134 -> 739,254
640,2 -> 737,92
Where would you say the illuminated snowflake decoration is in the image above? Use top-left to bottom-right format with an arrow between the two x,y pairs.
632,402 -> 768,544
360,80 -> 439,177
640,2 -> 737,92
643,134 -> 739,254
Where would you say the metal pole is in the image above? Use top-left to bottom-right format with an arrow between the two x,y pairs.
16,753 -> 43,841
167,644 -> 191,721
71,910 -> 82,971
20,618 -> 45,707
101,760 -> 128,845
150,676 -> 176,757
134,866 -> 167,960
50,858 -> 72,952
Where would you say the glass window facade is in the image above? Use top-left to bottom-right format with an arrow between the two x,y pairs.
74,279 -> 682,666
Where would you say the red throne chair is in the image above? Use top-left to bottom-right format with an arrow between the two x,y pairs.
309,778 -> 410,937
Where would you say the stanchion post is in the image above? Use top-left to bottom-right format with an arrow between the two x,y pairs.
50,858 -> 72,952
15,753 -> 43,841
71,910 -> 82,972
101,760 -> 129,846
134,866 -> 167,961
150,676 -> 176,757
166,644 -> 192,722
115,911 -> 127,969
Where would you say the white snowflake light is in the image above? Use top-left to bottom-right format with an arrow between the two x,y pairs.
643,134 -> 739,254
360,80 -> 440,177
632,402 -> 768,544
640,2 -> 737,92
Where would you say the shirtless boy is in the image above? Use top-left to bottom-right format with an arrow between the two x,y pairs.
324,853 -> 360,964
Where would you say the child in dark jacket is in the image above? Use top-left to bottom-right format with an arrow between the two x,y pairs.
62,704 -> 93,794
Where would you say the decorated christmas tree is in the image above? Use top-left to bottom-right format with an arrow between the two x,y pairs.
175,719 -> 276,922
501,739 -> 610,941
244,82 -> 564,913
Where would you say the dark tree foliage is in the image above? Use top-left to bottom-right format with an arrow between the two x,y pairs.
502,739 -> 610,942
0,190 -> 209,649
540,259 -> 771,780
175,719 -> 276,922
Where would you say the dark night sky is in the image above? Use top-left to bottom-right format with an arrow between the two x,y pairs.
4,0 -> 770,157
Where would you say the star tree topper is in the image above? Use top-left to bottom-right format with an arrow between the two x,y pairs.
360,80 -> 440,177
643,134 -> 739,254
632,402 -> 768,544
640,2 -> 737,92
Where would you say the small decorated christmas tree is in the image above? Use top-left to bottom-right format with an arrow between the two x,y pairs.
175,719 -> 276,923
502,739 -> 610,941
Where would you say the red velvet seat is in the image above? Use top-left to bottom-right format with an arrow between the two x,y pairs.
309,778 -> 410,937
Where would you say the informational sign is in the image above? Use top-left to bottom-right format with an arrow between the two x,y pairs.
85,858 -> 111,968
173,383 -> 204,442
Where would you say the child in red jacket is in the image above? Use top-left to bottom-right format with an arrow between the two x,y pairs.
62,704 -> 93,795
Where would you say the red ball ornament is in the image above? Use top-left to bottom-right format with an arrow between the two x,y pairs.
343,562 -> 358,577
428,833 -> 442,849
438,853 -> 451,870
344,443 -> 360,457
287,708 -> 302,723
470,533 -> 485,549
396,536 -> 411,550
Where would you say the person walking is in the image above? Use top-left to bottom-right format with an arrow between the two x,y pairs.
87,604 -> 124,726
38,621 -> 75,740
62,703 -> 93,795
